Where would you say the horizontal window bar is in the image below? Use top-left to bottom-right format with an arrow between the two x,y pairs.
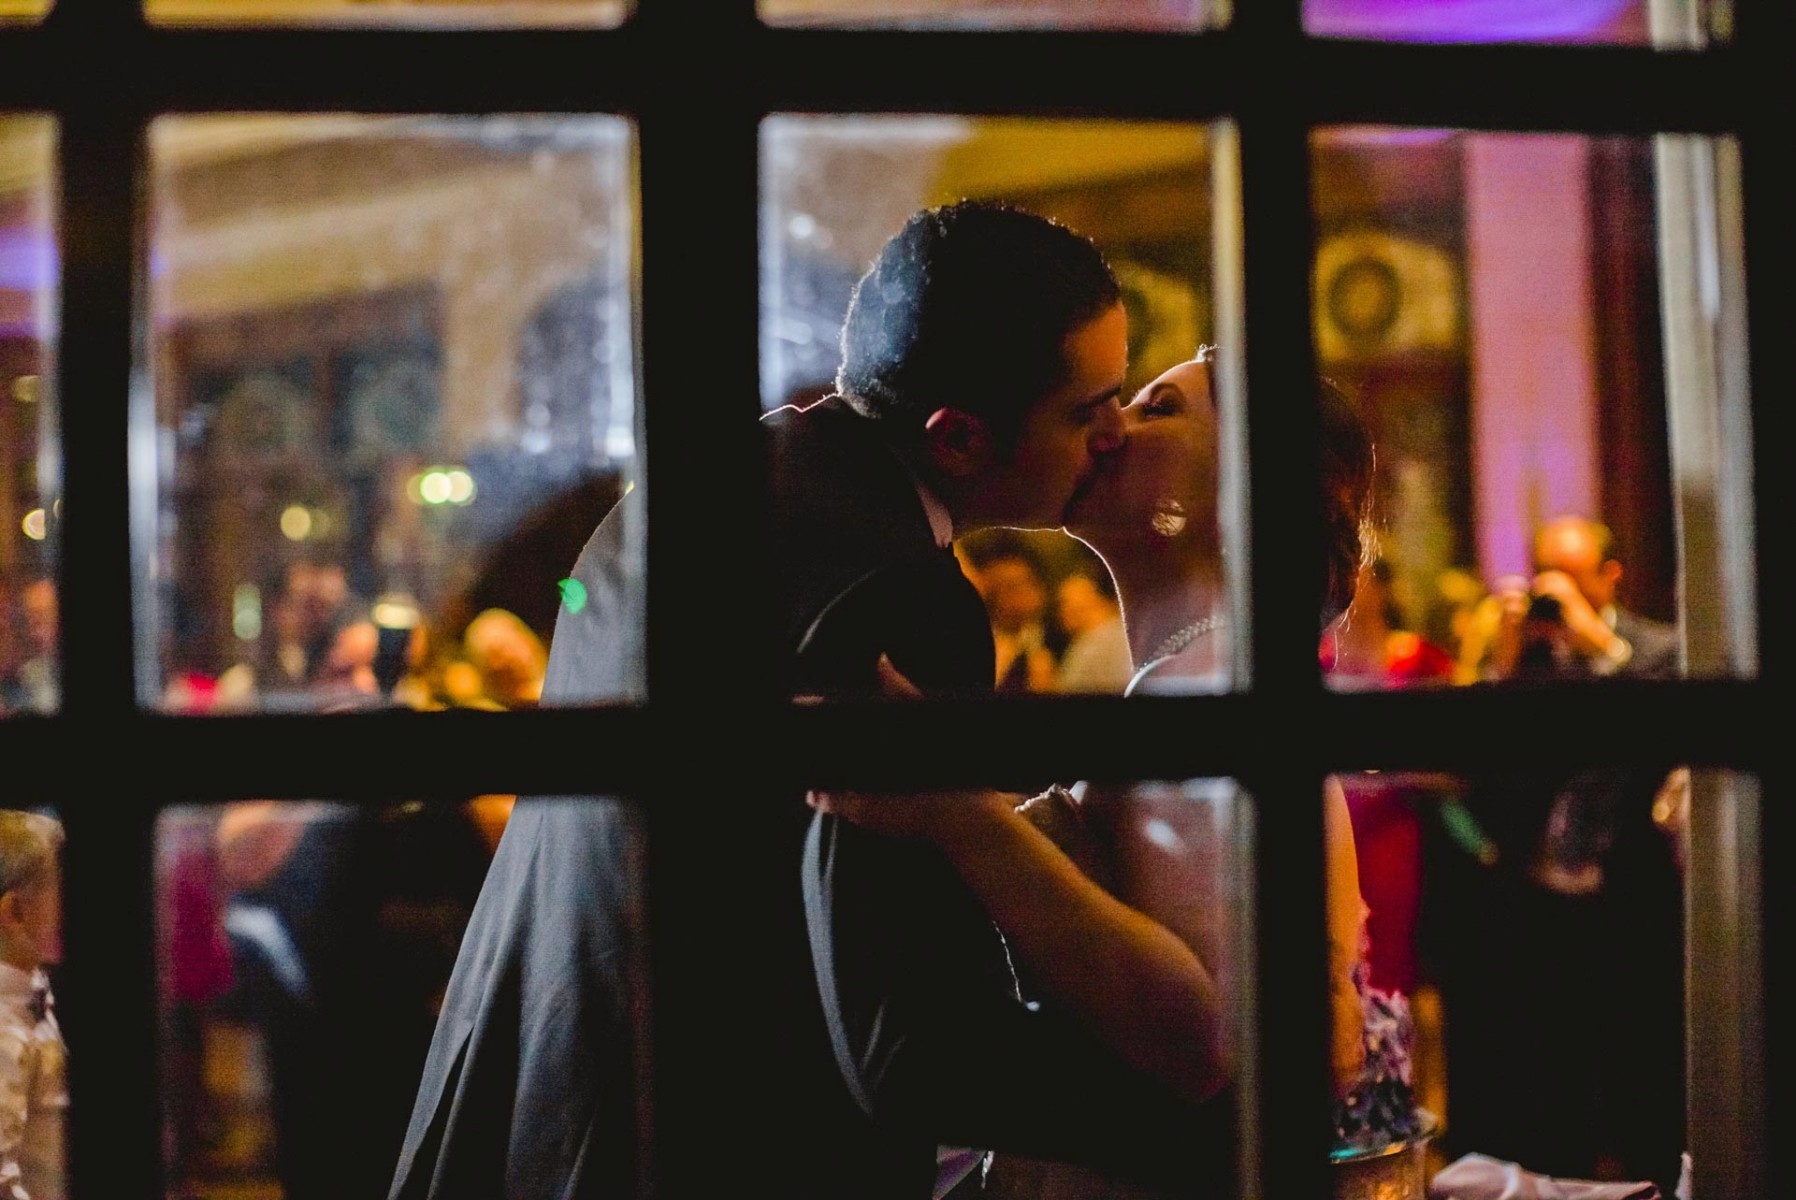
0,679 -> 1772,802
0,30 -> 1757,131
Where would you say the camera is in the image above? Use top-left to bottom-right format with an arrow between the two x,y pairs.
1515,592 -> 1580,677
1524,593 -> 1564,624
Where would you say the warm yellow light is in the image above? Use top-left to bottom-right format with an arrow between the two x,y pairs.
445,469 -> 476,505
419,471 -> 453,505
372,594 -> 421,630
11,375 -> 37,404
20,509 -> 44,540
280,504 -> 313,540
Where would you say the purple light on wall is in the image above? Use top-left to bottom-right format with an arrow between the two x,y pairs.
1306,0 -> 1642,43
0,225 -> 55,293
0,224 -> 56,339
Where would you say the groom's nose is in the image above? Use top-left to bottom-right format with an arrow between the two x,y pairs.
1090,402 -> 1126,456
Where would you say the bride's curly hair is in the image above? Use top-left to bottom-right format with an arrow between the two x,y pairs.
1319,373 -> 1376,631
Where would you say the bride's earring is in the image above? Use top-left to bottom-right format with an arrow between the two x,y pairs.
1150,498 -> 1186,538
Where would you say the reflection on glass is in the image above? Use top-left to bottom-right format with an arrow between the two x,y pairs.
763,117 -> 1232,696
147,0 -> 627,29
1303,0 -> 1731,46
1313,128 -> 1753,693
0,118 -> 57,719
761,0 -> 1224,30
0,807 -> 66,1200
146,115 -> 640,712
155,795 -> 649,1200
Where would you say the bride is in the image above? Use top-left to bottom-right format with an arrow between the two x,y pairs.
808,351 -> 1377,1196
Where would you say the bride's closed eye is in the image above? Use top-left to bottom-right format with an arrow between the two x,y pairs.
1128,383 -> 1182,418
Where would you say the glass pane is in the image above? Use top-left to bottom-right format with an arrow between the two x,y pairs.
802,777 -> 1252,1195
762,116 -> 1238,696
145,115 -> 642,713
1303,0 -> 1733,47
761,0 -> 1225,31
147,0 -> 627,29
0,117 -> 57,718
1345,764 -> 1758,1193
155,795 -> 650,1200
1312,128 -> 1753,692
0,806 -> 67,1200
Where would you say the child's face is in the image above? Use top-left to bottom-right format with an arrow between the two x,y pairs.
12,865 -> 61,967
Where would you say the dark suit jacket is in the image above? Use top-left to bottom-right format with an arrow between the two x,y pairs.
388,398 -> 1002,1200
390,397 -> 1231,1199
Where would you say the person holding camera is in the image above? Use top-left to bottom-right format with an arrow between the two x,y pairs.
1483,514 -> 1679,682
1427,513 -> 1686,1191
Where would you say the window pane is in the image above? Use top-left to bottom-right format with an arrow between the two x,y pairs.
1302,0 -> 1732,46
155,795 -> 650,1200
1346,764 -> 1759,1193
145,115 -> 642,713
760,0 -> 1224,31
762,116 -> 1240,696
1312,128 -> 1754,692
146,0 -> 627,29
0,117 -> 57,718
804,777 -> 1253,1195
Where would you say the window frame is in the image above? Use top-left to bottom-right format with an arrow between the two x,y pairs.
0,1 -> 1782,1196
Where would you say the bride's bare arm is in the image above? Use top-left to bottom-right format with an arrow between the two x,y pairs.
806,786 -> 1230,1102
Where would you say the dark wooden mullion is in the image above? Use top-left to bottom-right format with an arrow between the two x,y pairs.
54,103 -> 168,1199
1228,0 -> 1333,1192
0,679 -> 1771,804
1732,0 -> 1792,1181
0,24 -> 1752,130
631,0 -> 794,1189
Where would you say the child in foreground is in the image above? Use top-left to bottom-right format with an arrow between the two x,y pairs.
0,809 -> 66,1200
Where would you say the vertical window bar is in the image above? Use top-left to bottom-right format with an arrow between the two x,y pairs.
1233,3 -> 1333,1198
633,1 -> 790,1191
1730,0 -> 1791,1185
56,91 -> 167,1200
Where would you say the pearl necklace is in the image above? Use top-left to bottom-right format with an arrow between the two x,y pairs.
1143,614 -> 1223,667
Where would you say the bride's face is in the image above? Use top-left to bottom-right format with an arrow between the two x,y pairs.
1066,357 -> 1220,556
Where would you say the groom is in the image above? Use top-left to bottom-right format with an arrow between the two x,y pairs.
389,200 -> 1174,1200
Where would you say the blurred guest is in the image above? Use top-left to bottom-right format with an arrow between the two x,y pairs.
1431,566 -> 1491,685
215,561 -> 364,712
971,541 -> 1058,694
216,798 -> 491,1200
0,808 -> 66,1200
1429,513 -> 1684,1190
459,608 -> 547,708
1,579 -> 58,715
1052,567 -> 1133,694
1484,515 -> 1679,681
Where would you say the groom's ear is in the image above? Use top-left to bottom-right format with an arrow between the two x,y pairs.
921,407 -> 991,477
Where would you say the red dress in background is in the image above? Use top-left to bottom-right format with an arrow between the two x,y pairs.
1320,627 -> 1454,994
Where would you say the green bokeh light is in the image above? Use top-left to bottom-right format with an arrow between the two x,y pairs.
557,577 -> 588,614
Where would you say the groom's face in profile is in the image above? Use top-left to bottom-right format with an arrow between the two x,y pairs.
973,300 -> 1131,531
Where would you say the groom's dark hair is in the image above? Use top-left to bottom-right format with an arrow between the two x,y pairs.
836,200 -> 1121,447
